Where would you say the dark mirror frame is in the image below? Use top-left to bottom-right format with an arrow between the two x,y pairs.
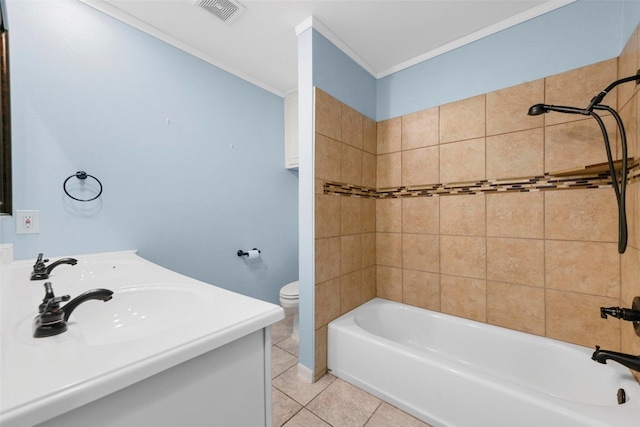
0,5 -> 11,214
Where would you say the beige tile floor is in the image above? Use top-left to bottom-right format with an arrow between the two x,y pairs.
271,315 -> 431,427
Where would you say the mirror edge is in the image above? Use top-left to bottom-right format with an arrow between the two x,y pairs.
0,2 -> 12,215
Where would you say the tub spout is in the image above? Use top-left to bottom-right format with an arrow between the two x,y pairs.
592,346 -> 640,372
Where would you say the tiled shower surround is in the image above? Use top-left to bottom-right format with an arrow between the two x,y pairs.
314,25 -> 640,383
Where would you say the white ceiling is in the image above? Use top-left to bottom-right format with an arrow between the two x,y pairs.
80,0 -> 574,96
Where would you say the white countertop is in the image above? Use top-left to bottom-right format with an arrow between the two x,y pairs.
0,248 -> 284,426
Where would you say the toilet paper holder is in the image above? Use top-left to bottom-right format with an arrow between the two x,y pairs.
237,248 -> 261,257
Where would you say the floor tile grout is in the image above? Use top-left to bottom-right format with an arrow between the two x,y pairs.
270,316 -> 431,427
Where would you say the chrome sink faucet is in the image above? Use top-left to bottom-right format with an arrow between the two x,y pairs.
33,282 -> 113,338
30,253 -> 78,280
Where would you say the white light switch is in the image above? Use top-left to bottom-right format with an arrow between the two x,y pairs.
16,210 -> 40,234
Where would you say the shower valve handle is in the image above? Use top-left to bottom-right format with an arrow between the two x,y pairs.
600,306 -> 640,321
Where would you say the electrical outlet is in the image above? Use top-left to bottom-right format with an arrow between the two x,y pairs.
16,210 -> 40,234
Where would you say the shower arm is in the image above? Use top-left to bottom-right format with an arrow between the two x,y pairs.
586,72 -> 640,112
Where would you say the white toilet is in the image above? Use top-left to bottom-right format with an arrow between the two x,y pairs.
279,281 -> 299,341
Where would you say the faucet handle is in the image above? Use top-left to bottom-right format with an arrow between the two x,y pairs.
38,282 -> 70,313
601,306 -> 621,319
31,254 -> 50,280
40,295 -> 71,313
33,253 -> 48,269
43,282 -> 55,300
33,287 -> 70,338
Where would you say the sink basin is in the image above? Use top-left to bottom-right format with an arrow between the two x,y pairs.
69,284 -> 216,346
48,258 -> 136,284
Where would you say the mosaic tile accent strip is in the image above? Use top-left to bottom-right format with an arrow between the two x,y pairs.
324,161 -> 640,199
630,161 -> 640,184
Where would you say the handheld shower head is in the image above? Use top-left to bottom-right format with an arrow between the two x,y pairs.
527,104 -> 547,116
525,72 -> 640,254
527,103 -> 587,116
531,71 -> 640,117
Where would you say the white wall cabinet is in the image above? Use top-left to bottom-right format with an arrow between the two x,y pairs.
285,90 -> 299,169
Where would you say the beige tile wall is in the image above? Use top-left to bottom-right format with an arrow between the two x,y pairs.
314,24 -> 640,383
376,55 -> 627,352
314,89 -> 377,380
376,59 -> 637,350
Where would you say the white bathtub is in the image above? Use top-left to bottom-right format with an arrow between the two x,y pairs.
328,298 -> 640,427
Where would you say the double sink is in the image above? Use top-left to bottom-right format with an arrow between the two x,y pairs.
1,249 -> 283,426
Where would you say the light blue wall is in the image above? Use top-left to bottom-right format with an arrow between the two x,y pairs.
312,30 -> 377,120
0,0 -> 298,304
377,0 -> 632,121
623,0 -> 640,41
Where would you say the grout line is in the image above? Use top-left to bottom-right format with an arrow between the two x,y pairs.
363,401 -> 384,427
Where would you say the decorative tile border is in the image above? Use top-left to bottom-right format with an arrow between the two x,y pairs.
324,162 -> 640,199
630,161 -> 640,184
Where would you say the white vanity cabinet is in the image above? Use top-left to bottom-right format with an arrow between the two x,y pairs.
38,329 -> 272,427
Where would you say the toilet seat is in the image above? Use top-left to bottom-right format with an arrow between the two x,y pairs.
279,280 -> 300,341
279,281 -> 299,299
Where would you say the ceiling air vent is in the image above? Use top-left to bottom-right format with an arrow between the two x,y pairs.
195,0 -> 245,23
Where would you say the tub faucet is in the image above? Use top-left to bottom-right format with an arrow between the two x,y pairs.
33,282 -> 113,338
592,346 -> 640,373
30,253 -> 78,280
